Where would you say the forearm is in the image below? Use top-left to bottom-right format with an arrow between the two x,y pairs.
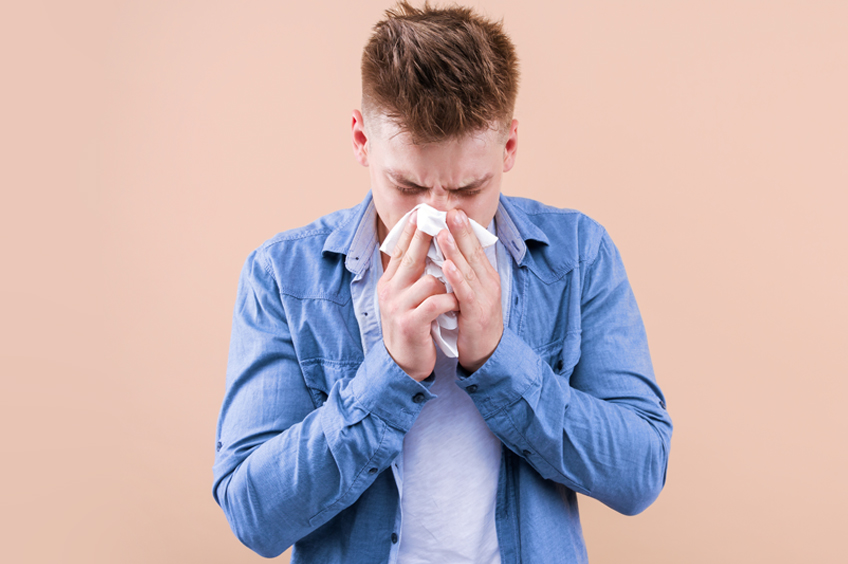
458,327 -> 672,515
214,328 -> 434,557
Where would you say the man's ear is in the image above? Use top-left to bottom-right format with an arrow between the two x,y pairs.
503,119 -> 518,173
352,110 -> 369,167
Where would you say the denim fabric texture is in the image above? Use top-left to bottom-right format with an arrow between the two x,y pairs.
213,192 -> 673,563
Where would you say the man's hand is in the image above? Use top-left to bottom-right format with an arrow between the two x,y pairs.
378,212 -> 459,381
437,209 -> 504,373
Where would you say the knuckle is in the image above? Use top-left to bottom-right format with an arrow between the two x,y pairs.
426,275 -> 445,292
422,298 -> 439,316
471,245 -> 485,263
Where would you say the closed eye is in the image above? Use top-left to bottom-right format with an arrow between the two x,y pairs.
394,184 -> 482,197
394,184 -> 426,194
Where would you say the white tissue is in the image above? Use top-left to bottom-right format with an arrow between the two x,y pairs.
379,203 -> 498,358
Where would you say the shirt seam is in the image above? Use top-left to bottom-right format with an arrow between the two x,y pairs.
585,229 -> 610,271
262,228 -> 335,247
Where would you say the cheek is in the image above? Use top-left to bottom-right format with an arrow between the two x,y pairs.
465,192 -> 501,227
372,190 -> 413,232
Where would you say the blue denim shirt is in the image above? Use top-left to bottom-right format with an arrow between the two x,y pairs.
213,192 -> 672,563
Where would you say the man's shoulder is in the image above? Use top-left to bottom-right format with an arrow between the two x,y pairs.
501,195 -> 609,268
258,204 -> 359,255
245,201 -> 364,301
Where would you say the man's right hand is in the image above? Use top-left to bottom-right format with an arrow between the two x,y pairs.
377,212 -> 458,381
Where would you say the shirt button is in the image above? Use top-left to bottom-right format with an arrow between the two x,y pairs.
216,441 -> 222,452
391,533 -> 398,544
523,449 -> 532,458
412,393 -> 425,403
466,384 -> 478,393
368,467 -> 378,475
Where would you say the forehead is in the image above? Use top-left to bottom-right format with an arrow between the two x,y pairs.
369,116 -> 502,172
368,112 -> 504,144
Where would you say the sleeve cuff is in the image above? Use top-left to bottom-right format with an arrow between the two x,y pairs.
349,342 -> 437,432
454,327 -> 544,419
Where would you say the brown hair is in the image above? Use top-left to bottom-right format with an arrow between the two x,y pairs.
361,1 -> 519,143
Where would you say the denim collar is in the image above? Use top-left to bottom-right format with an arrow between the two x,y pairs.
322,191 -> 550,274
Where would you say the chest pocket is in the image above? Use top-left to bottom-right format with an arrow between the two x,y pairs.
300,360 -> 360,408
534,331 -> 582,382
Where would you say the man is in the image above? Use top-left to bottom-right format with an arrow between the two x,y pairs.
213,2 -> 672,562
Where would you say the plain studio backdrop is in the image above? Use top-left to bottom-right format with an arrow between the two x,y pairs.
1,1 -> 846,562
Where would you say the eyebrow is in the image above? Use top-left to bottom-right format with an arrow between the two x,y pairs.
386,169 -> 492,192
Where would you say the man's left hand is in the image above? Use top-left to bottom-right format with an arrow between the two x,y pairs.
436,208 -> 503,373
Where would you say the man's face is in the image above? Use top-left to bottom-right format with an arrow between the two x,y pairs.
352,111 -> 518,242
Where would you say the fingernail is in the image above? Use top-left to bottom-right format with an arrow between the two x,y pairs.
450,210 -> 463,227
442,230 -> 455,248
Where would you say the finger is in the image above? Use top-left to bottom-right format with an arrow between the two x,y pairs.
382,210 -> 418,281
437,226 -> 493,293
443,256 -> 502,331
445,209 -> 496,281
398,274 -> 447,311
393,225 -> 434,287
412,292 -> 459,326
441,258 -> 476,306
437,227 -> 473,283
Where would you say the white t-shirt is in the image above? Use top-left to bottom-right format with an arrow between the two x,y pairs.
351,211 -> 508,564
394,347 -> 503,564
393,227 -> 504,564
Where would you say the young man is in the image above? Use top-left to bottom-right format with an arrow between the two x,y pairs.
213,2 -> 672,562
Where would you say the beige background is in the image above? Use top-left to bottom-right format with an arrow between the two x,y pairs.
2,1 -> 846,562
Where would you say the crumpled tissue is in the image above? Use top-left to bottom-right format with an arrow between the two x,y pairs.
379,203 -> 498,358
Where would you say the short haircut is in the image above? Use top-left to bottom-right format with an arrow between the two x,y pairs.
361,1 -> 520,143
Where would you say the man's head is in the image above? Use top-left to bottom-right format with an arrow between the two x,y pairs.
352,1 -> 521,241
361,0 -> 519,143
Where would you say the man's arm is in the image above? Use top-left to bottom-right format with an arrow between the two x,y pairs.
212,246 -> 437,558
443,219 -> 672,515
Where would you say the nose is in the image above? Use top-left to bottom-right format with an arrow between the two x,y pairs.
424,186 -> 454,212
